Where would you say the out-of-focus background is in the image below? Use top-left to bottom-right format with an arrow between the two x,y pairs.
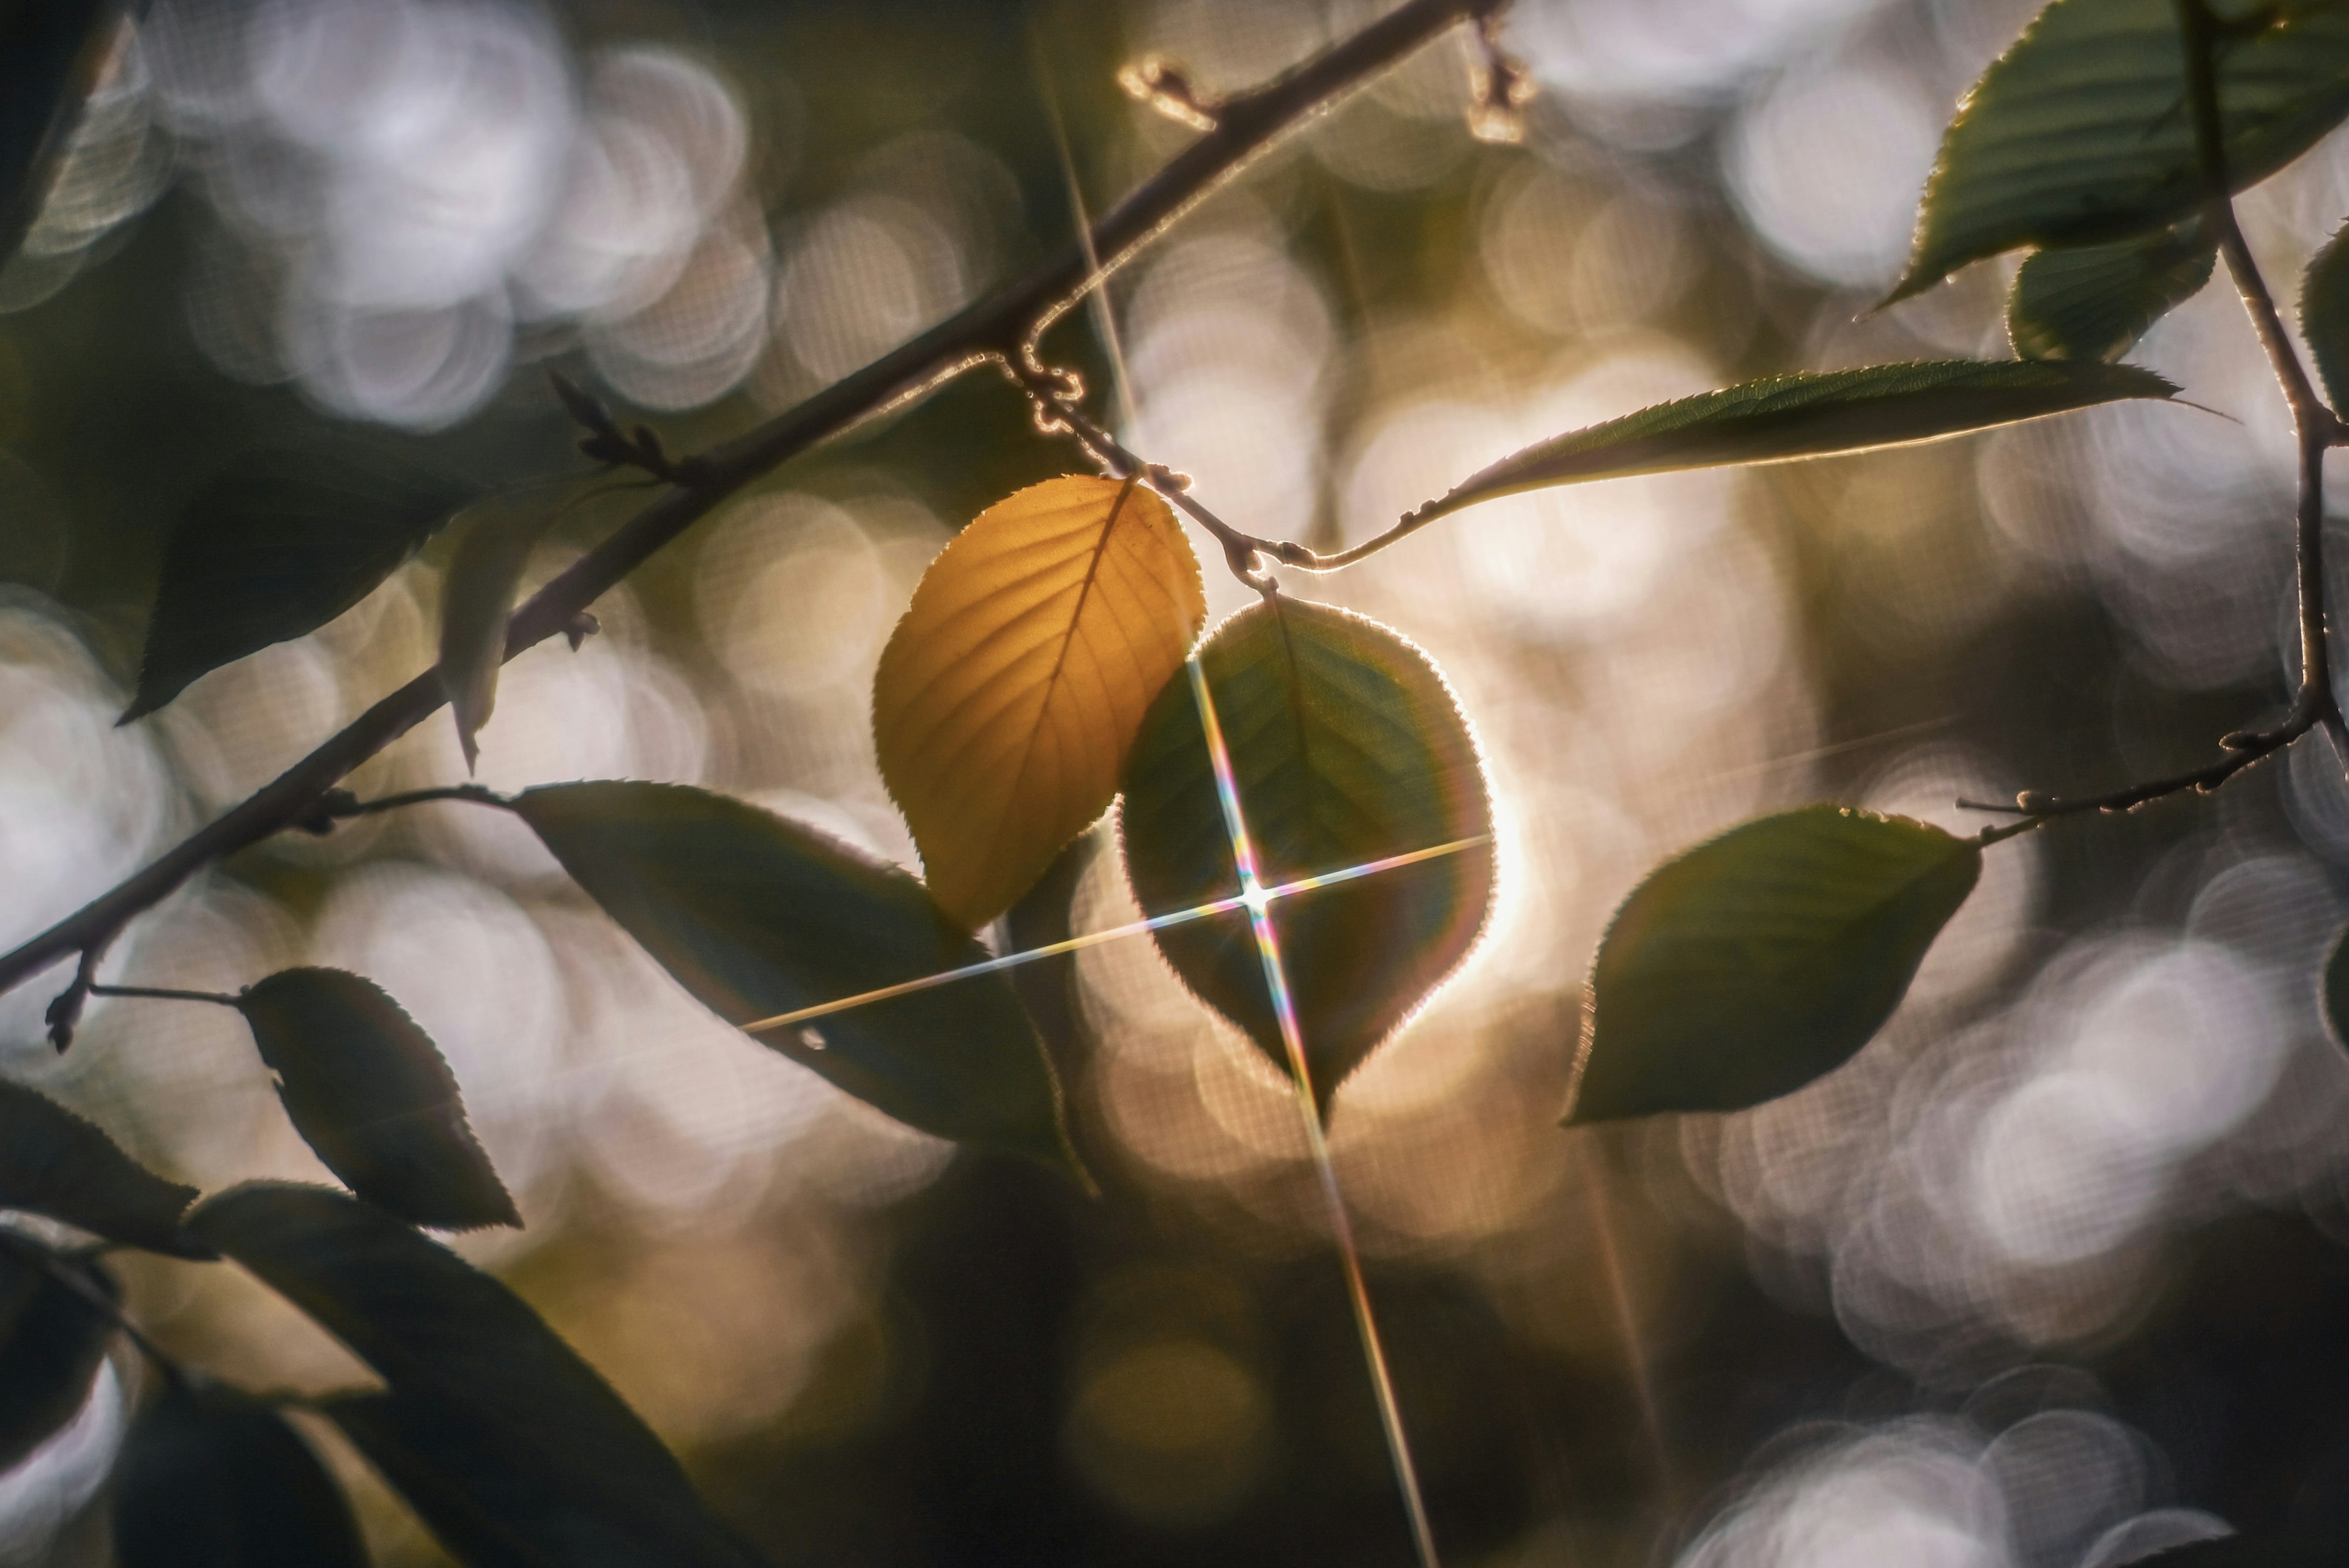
7,0 -> 2349,1562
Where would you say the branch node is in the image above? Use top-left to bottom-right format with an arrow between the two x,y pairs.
564,612 -> 599,651
1116,55 -> 1220,132
1464,15 -> 1535,146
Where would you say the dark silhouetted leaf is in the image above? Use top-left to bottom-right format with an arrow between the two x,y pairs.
2142,1531 -> 2331,1567
2323,922 -> 2349,1057
236,969 -> 516,1232
0,2 -> 119,265
2300,220 -> 2349,413
188,1183 -> 758,1568
1568,806 -> 1980,1125
0,1078 -> 206,1257
1891,0 -> 2349,301
113,1379 -> 366,1568
1405,362 -> 2175,530
509,782 -> 1078,1173
439,495 -> 564,772
1119,601 -> 1494,1119
126,446 -> 478,721
0,1246 -> 114,1473
2008,223 -> 2216,361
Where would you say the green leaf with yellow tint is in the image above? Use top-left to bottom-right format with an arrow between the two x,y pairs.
2008,223 -> 2216,362
1890,0 -> 2349,303
236,968 -> 518,1232
0,1078 -> 206,1257
1119,601 -> 1494,1120
1567,806 -> 1980,1126
113,1381 -> 367,1568
2299,221 -> 2349,413
875,475 -> 1206,931
188,1183 -> 759,1568
0,1247 -> 114,1473
510,781 -> 1080,1175
1403,361 -> 2175,530
439,493 -> 565,772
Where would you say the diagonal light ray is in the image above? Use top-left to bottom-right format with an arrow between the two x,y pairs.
738,834 -> 1485,1037
1183,656 -> 1445,1568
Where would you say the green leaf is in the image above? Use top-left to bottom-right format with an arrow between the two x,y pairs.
439,494 -> 565,772
508,781 -> 1079,1175
2008,223 -> 2217,361
0,1078 -> 207,1257
1404,361 -> 2175,530
0,1 -> 119,265
2298,220 -> 2349,412
1118,601 -> 1494,1119
1567,806 -> 1981,1125
187,1183 -> 759,1568
125,445 -> 478,722
0,1246 -> 114,1473
1891,0 -> 2349,303
2321,922 -> 2349,1056
236,969 -> 517,1232
112,1380 -> 366,1568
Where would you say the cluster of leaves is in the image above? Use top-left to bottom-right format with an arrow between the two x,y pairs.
9,0 -> 2349,1561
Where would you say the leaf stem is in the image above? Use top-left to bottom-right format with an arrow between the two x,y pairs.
331,784 -> 516,817
87,982 -> 242,1009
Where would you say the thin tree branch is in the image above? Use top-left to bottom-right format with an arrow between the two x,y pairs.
0,0 -> 1502,1016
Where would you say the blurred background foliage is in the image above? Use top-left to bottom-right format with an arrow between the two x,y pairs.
7,0 -> 2349,1563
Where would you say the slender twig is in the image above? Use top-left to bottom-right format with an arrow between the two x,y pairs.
0,0 -> 1502,1017
329,783 -> 514,817
86,982 -> 241,1008
1962,4 -> 2348,846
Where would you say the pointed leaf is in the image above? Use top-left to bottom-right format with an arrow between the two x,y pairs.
126,446 -> 478,721
439,494 -> 564,772
112,1380 -> 366,1568
2299,220 -> 2349,413
2321,922 -> 2349,1056
874,475 -> 1207,931
1405,361 -> 2175,529
1891,0 -> 2349,302
0,1247 -> 114,1473
0,1 -> 119,265
1119,601 -> 1494,1118
188,1183 -> 759,1568
0,1078 -> 206,1257
1567,806 -> 1980,1126
509,781 -> 1079,1174
235,969 -> 516,1232
2008,223 -> 2217,361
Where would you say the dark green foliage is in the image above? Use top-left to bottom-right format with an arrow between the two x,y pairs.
0,0 -> 119,264
1406,361 -> 2176,528
0,1246 -> 114,1473
187,1184 -> 760,1568
125,446 -> 478,720
510,781 -> 1080,1175
2322,923 -> 2349,1057
1568,807 -> 1980,1125
236,969 -> 517,1232
2299,221 -> 2349,412
1891,0 -> 2349,300
0,1078 -> 206,1256
1119,600 -> 1494,1117
2008,224 -> 2217,361
111,1380 -> 367,1568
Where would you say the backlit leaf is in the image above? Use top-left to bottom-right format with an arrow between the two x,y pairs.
1403,361 -> 2175,530
2321,922 -> 2349,1057
2299,221 -> 2349,412
0,1246 -> 114,1473
236,968 -> 517,1232
113,1380 -> 366,1568
439,494 -> 565,772
875,475 -> 1206,931
1890,0 -> 2349,303
0,2 -> 119,266
188,1183 -> 759,1568
1567,806 -> 1980,1125
125,445 -> 478,721
510,781 -> 1079,1174
1119,601 -> 1494,1119
0,1078 -> 206,1257
2008,223 -> 2217,361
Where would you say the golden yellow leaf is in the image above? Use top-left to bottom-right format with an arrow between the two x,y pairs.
874,475 -> 1206,930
